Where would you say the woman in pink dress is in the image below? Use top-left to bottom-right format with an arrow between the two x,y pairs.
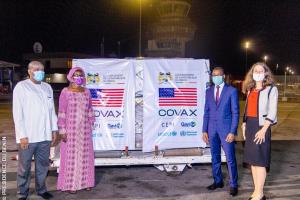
57,67 -> 95,193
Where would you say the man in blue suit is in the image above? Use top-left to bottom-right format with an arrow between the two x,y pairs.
202,67 -> 239,196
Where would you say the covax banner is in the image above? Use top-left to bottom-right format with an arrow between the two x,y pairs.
143,59 -> 209,152
73,59 -> 135,150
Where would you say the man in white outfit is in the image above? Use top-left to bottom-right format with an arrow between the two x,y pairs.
13,61 -> 58,200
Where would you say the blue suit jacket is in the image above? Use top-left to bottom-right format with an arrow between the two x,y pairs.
202,83 -> 239,135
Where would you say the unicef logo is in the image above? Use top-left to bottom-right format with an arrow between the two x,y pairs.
171,131 -> 177,136
181,121 -> 196,127
158,131 -> 177,137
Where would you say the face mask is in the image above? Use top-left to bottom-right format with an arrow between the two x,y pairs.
73,77 -> 84,85
33,71 -> 45,82
212,75 -> 224,85
253,73 -> 265,82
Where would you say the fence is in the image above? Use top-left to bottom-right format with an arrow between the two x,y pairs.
274,75 -> 300,102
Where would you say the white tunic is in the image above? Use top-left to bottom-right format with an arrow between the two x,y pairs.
13,79 -> 58,143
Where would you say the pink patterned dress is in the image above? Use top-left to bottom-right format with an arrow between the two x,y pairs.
57,87 -> 95,191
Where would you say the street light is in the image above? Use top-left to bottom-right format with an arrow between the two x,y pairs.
244,41 -> 250,73
284,67 -> 288,101
245,41 -> 250,49
263,55 -> 268,64
283,66 -> 293,101
138,0 -> 142,58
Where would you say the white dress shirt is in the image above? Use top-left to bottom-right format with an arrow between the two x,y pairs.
214,82 -> 225,100
13,79 -> 58,143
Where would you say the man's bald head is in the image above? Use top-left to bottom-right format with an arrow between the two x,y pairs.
27,61 -> 45,83
28,61 -> 44,70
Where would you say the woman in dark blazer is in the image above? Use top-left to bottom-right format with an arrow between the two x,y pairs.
242,62 -> 278,200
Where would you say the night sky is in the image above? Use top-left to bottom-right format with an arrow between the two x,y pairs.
0,0 -> 299,75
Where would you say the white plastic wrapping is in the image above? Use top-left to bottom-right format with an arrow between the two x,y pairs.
73,59 -> 136,150
72,58 -> 210,152
142,59 -> 210,152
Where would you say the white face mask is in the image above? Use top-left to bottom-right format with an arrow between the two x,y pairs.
253,73 -> 265,82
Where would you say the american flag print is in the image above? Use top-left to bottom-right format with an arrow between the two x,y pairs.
90,88 -> 124,107
159,88 -> 197,106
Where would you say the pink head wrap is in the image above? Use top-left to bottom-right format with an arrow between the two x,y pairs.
67,67 -> 86,85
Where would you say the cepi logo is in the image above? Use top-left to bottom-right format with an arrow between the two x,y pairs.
107,123 -> 122,129
181,121 -> 196,127
161,122 -> 175,128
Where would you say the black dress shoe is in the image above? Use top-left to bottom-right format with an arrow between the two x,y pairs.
18,197 -> 27,200
37,192 -> 53,199
207,182 -> 224,190
230,187 -> 238,196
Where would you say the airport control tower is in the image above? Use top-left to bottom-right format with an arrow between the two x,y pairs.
145,0 -> 196,57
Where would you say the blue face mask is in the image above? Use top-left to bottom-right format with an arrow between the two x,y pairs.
212,75 -> 224,85
33,71 -> 45,82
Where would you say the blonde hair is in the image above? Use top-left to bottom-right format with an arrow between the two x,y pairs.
242,62 -> 275,93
